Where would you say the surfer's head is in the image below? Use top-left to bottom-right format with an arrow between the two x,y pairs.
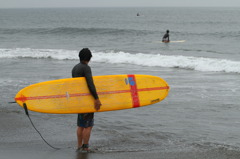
166,30 -> 169,33
79,48 -> 92,62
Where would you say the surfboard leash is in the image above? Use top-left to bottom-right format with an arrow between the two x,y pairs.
22,103 -> 60,150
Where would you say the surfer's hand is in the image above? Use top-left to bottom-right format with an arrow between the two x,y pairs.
94,99 -> 101,111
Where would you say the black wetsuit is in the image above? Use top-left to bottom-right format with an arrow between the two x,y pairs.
72,62 -> 98,125
162,33 -> 170,42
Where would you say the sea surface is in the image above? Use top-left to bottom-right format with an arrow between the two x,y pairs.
1,7 -> 240,159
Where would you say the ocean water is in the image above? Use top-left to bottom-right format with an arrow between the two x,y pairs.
1,7 -> 240,158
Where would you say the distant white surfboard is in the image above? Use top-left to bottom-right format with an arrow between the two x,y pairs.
153,40 -> 186,43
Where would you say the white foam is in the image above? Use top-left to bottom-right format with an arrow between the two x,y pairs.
0,48 -> 76,60
1,48 -> 240,74
93,51 -> 240,73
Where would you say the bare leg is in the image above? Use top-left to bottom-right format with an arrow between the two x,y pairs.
77,127 -> 84,148
82,127 -> 93,145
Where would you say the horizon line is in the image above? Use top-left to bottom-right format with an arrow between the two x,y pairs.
1,6 -> 240,9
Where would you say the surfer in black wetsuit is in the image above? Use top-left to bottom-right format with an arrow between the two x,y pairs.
72,48 -> 101,152
162,30 -> 170,43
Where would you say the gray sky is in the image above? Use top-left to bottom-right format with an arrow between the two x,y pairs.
0,0 -> 240,8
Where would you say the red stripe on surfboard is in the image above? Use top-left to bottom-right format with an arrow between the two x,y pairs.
127,74 -> 140,108
15,93 -> 91,102
15,86 -> 169,103
138,86 -> 169,91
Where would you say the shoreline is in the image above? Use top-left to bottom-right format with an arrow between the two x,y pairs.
1,109 -> 240,159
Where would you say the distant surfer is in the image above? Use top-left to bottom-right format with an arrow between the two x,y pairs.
162,30 -> 170,43
72,48 -> 102,152
137,13 -> 140,16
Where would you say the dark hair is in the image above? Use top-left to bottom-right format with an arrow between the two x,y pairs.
79,48 -> 92,61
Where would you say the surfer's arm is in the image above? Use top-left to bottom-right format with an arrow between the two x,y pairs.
162,35 -> 165,41
84,67 -> 99,100
84,67 -> 101,110
162,33 -> 168,41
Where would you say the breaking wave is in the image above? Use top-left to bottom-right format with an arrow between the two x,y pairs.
1,48 -> 240,74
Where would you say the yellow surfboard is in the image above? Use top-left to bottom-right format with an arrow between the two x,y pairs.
15,74 -> 170,114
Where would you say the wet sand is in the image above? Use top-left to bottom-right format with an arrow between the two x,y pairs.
1,110 -> 240,159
